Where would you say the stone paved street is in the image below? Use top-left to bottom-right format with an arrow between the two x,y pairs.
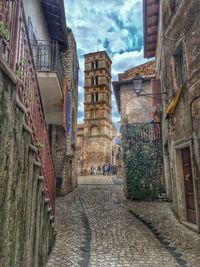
46,176 -> 200,267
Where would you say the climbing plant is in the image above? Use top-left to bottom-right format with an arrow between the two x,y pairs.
0,21 -> 9,40
121,123 -> 163,200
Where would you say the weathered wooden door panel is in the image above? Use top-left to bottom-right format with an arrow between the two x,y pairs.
181,147 -> 196,224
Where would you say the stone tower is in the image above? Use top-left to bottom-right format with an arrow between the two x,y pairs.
82,51 -> 114,170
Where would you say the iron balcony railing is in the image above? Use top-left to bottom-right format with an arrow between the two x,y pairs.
121,122 -> 161,143
32,40 -> 64,89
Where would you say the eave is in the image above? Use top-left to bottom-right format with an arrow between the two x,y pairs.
143,0 -> 159,58
42,0 -> 68,49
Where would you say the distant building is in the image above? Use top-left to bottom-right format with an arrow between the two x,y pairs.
113,61 -> 160,125
77,51 -> 118,174
113,61 -> 164,199
143,0 -> 200,228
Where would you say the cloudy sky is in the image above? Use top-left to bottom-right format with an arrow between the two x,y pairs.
65,0 -> 149,128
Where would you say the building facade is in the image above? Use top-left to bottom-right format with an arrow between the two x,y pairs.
51,27 -> 79,196
0,0 -> 79,265
77,51 -> 118,174
143,0 -> 200,230
113,61 -> 164,199
113,61 -> 159,125
0,0 -> 69,265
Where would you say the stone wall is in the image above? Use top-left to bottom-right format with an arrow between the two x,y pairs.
156,0 -> 200,229
0,68 -> 54,266
52,27 -> 78,196
83,136 -> 112,170
120,80 -> 154,124
118,61 -> 155,81
77,122 -> 118,175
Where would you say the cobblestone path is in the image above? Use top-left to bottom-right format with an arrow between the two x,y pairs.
46,177 -> 199,267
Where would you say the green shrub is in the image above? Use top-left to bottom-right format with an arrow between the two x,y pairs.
121,124 -> 163,200
0,21 -> 9,40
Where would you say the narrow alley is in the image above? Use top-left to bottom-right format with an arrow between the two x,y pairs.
46,176 -> 200,267
0,1 -> 200,266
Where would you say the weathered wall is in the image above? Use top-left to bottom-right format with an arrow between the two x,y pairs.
51,126 -> 76,196
118,61 -> 155,81
0,68 -> 54,267
120,80 -> 154,124
22,0 -> 50,41
77,123 -> 118,175
53,27 -> 79,196
83,136 -> 112,170
156,0 -> 200,229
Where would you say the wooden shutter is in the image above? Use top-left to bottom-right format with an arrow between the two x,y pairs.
152,79 -> 161,106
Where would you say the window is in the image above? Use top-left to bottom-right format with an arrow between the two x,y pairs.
175,0 -> 180,7
90,126 -> 99,136
92,93 -> 95,102
170,0 -> 181,11
95,60 -> 98,69
28,17 -> 34,43
91,93 -> 99,102
95,76 -> 98,85
91,62 -> 94,69
177,51 -> 185,85
91,77 -> 94,86
173,44 -> 185,85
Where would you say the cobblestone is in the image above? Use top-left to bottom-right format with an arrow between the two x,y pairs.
125,200 -> 200,267
46,176 -> 200,267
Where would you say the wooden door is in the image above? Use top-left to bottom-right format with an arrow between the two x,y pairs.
181,147 -> 196,224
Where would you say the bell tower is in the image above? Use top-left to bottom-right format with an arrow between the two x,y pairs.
83,51 -> 113,168
84,51 -> 112,124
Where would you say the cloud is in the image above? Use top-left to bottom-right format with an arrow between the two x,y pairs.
65,0 -> 145,125
112,49 -> 150,80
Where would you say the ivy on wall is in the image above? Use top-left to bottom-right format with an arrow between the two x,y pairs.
121,123 -> 163,200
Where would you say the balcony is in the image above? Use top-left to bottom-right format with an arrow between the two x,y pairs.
32,40 -> 64,126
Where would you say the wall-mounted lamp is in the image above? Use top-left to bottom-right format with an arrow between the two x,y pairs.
132,75 -> 143,95
132,75 -> 167,99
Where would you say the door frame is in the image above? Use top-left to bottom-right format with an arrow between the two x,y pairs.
173,139 -> 199,230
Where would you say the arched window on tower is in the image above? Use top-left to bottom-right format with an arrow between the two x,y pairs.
90,125 -> 99,136
95,76 -> 98,85
91,77 -> 94,86
92,93 -> 95,102
96,93 -> 99,102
